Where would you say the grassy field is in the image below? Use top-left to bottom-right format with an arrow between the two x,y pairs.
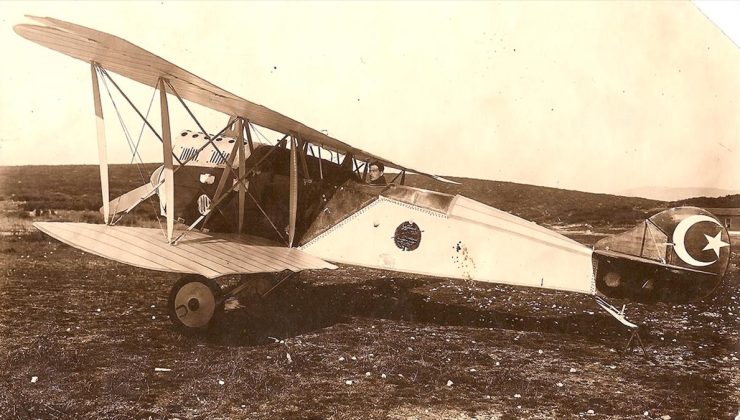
0,165 -> 160,212
0,165 -> 738,418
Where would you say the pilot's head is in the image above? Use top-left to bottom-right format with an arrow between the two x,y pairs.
368,161 -> 384,182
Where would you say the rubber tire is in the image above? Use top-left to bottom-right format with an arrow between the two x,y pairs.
167,275 -> 223,335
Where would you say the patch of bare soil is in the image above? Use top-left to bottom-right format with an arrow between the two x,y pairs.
0,231 -> 738,419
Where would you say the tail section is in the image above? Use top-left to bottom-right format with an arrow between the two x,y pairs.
593,207 -> 731,303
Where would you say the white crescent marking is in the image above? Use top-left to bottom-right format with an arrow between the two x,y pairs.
672,215 -> 722,267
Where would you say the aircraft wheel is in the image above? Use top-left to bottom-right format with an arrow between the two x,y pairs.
168,275 -> 223,334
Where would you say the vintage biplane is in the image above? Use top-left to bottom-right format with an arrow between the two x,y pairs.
15,17 -> 732,342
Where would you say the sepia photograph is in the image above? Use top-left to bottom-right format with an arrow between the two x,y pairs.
0,1 -> 738,418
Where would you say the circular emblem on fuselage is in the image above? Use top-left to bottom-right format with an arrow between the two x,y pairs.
197,194 -> 211,215
394,221 -> 422,251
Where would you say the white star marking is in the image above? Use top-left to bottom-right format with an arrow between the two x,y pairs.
703,232 -> 729,258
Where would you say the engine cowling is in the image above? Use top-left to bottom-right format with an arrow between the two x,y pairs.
593,207 -> 731,303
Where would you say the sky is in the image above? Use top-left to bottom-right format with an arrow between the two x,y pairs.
0,1 -> 738,197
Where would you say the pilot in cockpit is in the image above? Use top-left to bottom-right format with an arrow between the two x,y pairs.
367,161 -> 387,186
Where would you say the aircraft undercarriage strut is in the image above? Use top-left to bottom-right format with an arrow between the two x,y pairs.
219,271 -> 298,304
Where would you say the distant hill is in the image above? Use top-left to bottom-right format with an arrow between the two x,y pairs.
669,194 -> 740,209
0,165 -> 719,229
404,174 -> 664,227
620,186 -> 740,202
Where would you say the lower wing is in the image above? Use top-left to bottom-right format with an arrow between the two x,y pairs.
34,222 -> 336,279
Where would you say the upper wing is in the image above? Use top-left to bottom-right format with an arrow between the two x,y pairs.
34,222 -> 337,279
14,16 -> 456,184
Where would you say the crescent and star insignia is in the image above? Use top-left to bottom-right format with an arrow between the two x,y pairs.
672,215 -> 728,267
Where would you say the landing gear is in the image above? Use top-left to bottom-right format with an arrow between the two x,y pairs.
167,271 -> 298,334
168,275 -> 223,334
223,272 -> 297,301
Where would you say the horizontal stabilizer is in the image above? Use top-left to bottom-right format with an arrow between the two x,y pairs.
34,222 -> 336,278
593,249 -> 715,276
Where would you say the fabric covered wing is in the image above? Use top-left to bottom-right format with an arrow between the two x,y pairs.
14,16 -> 454,183
34,222 -> 336,278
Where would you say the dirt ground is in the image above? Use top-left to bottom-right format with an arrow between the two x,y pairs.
0,222 -> 738,419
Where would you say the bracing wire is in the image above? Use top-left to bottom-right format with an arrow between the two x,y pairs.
248,122 -> 275,146
163,81 -> 288,241
130,86 -> 158,165
96,66 -> 164,233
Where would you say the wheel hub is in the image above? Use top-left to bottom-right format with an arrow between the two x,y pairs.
188,298 -> 200,311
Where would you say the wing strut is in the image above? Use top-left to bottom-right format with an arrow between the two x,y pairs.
288,136 -> 298,247
90,62 -> 110,224
317,147 -> 324,180
244,120 -> 255,153
297,138 -> 310,179
158,78 -> 175,243
203,117 -> 241,229
236,118 -> 247,234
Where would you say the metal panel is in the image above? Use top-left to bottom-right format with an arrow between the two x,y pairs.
381,185 -> 455,214
34,222 -> 336,279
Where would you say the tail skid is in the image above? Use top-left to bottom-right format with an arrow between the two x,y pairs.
594,296 -> 649,358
